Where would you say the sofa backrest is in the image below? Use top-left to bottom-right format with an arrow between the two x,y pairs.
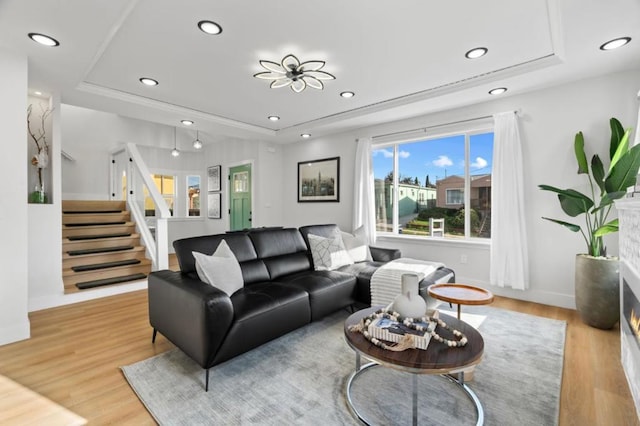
173,233 -> 270,285
298,224 -> 341,246
248,228 -> 311,280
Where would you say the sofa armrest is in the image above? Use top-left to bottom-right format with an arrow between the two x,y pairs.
148,270 -> 234,368
369,246 -> 402,262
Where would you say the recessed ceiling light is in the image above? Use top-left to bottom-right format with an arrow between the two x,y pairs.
489,87 -> 507,95
139,77 -> 159,86
34,91 -> 42,95
465,47 -> 488,59
340,91 -> 355,98
181,120 -> 194,126
301,133 -> 311,139
198,20 -> 222,35
268,115 -> 280,121
28,32 -> 59,47
600,37 -> 631,51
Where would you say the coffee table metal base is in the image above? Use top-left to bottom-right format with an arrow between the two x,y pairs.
345,354 -> 484,426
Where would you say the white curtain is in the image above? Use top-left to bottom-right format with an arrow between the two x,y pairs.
353,137 -> 376,244
490,112 -> 529,289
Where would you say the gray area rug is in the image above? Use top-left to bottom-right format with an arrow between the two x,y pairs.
122,306 -> 566,425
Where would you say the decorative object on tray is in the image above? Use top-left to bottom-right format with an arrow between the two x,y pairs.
392,273 -> 427,318
27,103 -> 53,203
348,308 -> 468,351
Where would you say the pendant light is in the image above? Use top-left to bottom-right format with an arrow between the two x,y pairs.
193,130 -> 203,149
171,127 -> 180,157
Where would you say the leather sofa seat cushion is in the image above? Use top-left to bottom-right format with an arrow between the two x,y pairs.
212,282 -> 310,364
276,270 -> 356,320
262,252 -> 311,280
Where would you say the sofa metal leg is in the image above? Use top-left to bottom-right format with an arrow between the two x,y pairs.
152,329 -> 157,343
205,368 -> 210,392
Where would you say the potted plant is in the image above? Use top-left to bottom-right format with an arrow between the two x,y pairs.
539,118 -> 640,329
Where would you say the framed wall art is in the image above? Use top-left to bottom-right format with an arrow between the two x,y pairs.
297,156 -> 340,202
208,192 -> 221,219
207,165 -> 221,192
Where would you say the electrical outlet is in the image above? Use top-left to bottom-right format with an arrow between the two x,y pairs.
460,254 -> 468,264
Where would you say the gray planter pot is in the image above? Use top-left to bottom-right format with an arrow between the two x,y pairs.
574,254 -> 620,329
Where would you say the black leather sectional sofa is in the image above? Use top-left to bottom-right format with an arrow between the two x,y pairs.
148,224 -> 452,390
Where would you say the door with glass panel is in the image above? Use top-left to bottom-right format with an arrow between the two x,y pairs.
229,164 -> 252,231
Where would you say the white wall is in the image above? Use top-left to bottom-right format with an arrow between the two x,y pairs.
283,69 -> 640,309
0,49 -> 30,345
202,138 -> 284,234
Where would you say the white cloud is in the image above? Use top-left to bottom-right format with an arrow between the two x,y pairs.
471,156 -> 488,169
372,148 -> 393,158
373,148 -> 410,159
432,155 -> 453,167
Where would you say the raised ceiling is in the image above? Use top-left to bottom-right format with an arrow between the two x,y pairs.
1,0 -> 639,143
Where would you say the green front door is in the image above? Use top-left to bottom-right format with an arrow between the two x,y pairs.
229,164 -> 252,231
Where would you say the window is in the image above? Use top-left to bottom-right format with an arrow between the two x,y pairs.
446,189 -> 464,205
187,175 -> 201,217
145,174 -> 175,216
372,129 -> 494,239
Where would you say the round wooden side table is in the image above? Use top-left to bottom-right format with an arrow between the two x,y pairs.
427,283 -> 494,319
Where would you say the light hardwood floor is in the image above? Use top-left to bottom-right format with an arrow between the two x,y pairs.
0,291 -> 638,425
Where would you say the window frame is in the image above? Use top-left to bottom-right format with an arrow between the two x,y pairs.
372,123 -> 493,241
186,174 -> 201,217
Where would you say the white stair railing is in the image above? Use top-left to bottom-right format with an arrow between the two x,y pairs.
126,143 -> 170,270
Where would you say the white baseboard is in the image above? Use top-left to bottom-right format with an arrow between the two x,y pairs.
456,275 -> 576,310
0,320 -> 30,346
28,279 -> 148,312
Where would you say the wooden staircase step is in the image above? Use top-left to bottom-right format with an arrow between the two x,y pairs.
62,212 -> 130,224
62,223 -> 136,238
63,263 -> 151,287
63,248 -> 146,268
66,245 -> 135,256
75,273 -> 147,290
63,210 -> 122,214
62,234 -> 141,252
64,221 -> 126,227
66,232 -> 132,241
62,200 -> 126,212
71,259 -> 141,272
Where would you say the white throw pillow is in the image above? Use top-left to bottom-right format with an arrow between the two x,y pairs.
341,227 -> 373,262
308,233 -> 354,271
192,240 -> 243,296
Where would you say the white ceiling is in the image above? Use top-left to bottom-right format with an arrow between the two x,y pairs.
1,0 -> 639,144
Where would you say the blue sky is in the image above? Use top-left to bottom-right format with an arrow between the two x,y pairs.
372,132 -> 494,185
187,175 -> 200,188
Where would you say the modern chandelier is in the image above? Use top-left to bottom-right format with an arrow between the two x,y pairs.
254,54 -> 335,93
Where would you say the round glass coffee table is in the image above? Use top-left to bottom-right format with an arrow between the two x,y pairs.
344,307 -> 485,426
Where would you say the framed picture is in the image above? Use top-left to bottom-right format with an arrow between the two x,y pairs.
208,192 -> 221,219
297,156 -> 340,202
208,165 -> 221,192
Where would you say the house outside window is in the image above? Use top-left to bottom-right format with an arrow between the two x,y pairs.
372,128 -> 493,239
145,174 -> 175,216
187,175 -> 201,217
